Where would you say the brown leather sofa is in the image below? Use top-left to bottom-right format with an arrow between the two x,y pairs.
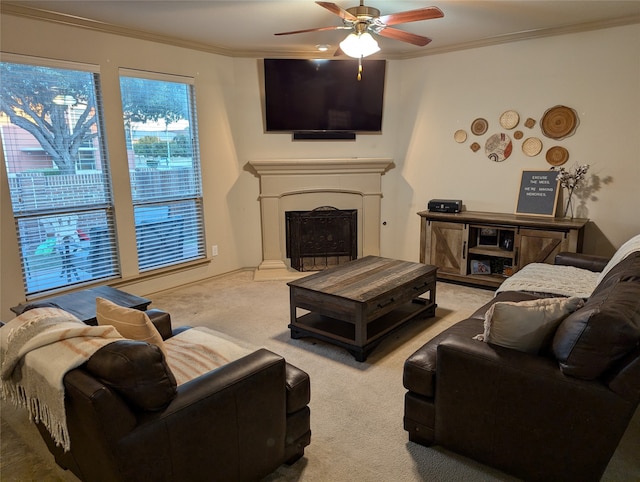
403,252 -> 640,482
35,310 -> 311,482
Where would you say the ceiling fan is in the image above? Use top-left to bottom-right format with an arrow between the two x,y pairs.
275,1 -> 444,57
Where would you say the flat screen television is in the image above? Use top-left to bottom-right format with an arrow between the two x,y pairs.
263,59 -> 386,134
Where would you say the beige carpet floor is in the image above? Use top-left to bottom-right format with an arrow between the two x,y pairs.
2,270 -> 639,481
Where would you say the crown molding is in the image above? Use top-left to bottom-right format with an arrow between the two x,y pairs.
2,3 -> 639,60
1,3 -> 235,57
394,14 -> 640,60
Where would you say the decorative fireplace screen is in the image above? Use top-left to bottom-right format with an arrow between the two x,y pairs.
286,206 -> 357,271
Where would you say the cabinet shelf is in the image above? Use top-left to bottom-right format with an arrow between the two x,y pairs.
468,246 -> 515,258
419,210 -> 587,289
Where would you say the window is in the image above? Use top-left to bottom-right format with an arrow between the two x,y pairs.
1,56 -> 119,295
119,71 -> 205,271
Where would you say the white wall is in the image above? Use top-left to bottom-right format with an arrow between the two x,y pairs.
0,14 -> 253,318
1,11 -> 638,319
382,25 -> 640,261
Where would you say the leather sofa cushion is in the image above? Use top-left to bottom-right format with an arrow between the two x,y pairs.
591,252 -> 640,296
404,291 -> 547,398
607,347 -> 640,401
85,340 -> 177,411
553,253 -> 640,380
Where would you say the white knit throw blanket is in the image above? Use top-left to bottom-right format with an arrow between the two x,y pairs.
496,263 -> 599,299
164,327 -> 254,386
0,308 -> 122,451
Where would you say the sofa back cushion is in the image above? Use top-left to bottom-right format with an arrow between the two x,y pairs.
595,234 -> 640,285
553,253 -> 640,379
85,340 -> 177,411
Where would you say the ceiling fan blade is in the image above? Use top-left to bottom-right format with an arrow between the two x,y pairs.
378,6 -> 444,26
377,27 -> 433,47
316,1 -> 358,21
275,25 -> 344,36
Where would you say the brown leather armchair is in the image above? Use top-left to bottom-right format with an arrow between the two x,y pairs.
36,310 -> 311,482
404,252 -> 640,482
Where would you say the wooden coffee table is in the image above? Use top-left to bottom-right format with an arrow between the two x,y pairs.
288,256 -> 437,361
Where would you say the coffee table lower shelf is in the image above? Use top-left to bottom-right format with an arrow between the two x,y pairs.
289,299 -> 436,362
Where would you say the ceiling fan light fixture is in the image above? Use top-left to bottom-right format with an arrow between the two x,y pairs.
339,32 -> 380,58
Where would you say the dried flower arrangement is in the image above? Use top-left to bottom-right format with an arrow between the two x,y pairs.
552,164 -> 590,218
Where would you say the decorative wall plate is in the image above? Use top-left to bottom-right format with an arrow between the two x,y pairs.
485,133 -> 512,162
514,130 -> 523,140
470,142 -> 480,152
541,105 -> 579,140
471,118 -> 488,136
546,146 -> 570,166
524,117 -> 536,128
454,129 -> 467,143
522,137 -> 543,157
499,110 -> 519,129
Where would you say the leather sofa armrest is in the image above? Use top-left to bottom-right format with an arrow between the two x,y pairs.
554,252 -> 610,272
285,362 -> 311,414
118,348 -> 288,481
146,309 -> 172,340
155,348 -> 286,416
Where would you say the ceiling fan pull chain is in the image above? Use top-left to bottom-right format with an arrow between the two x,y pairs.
358,56 -> 363,81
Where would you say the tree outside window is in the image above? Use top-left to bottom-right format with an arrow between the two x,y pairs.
0,58 -> 118,294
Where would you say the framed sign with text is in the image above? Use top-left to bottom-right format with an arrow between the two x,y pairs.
515,170 -> 560,217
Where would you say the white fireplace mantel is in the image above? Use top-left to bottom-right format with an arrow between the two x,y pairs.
249,158 -> 394,280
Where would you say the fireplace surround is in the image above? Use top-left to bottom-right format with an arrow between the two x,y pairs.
249,158 -> 393,280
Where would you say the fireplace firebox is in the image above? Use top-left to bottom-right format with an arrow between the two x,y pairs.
286,206 -> 357,272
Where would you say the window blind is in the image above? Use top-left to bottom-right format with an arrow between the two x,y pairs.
0,56 -> 119,295
119,71 -> 205,271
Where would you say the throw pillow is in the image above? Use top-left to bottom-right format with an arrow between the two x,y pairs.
96,297 -> 167,357
476,297 -> 584,354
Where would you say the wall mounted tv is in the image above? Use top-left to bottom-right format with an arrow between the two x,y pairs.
263,59 -> 386,135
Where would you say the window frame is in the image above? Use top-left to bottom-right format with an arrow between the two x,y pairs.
118,68 -> 206,272
1,53 -> 120,297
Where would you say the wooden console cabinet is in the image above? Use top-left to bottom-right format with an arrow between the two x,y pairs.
418,211 -> 587,288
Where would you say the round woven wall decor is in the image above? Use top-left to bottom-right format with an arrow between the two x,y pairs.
454,130 -> 467,143
541,105 -> 579,140
471,118 -> 488,136
522,137 -> 543,157
499,110 -> 519,129
546,146 -> 570,166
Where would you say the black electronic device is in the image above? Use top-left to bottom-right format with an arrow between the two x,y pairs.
428,199 -> 463,213
293,131 -> 356,141
263,59 -> 386,133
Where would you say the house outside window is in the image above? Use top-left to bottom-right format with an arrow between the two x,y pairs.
119,70 -> 205,271
0,56 -> 119,295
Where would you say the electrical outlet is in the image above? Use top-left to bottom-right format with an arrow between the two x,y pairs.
212,245 -> 218,256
